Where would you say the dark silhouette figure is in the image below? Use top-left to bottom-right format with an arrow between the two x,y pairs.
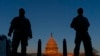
63,38 -> 67,56
37,39 -> 42,56
8,8 -> 32,56
70,8 -> 93,56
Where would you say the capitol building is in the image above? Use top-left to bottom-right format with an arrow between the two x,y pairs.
44,33 -> 63,56
28,33 -> 73,56
43,33 -> 73,56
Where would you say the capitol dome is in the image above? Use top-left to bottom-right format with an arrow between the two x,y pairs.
45,33 -> 59,54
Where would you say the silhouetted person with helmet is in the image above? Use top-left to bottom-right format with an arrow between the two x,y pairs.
70,8 -> 93,56
8,8 -> 32,56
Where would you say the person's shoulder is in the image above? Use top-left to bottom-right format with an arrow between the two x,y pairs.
73,16 -> 78,20
82,16 -> 88,20
84,17 -> 87,19
14,16 -> 19,19
12,16 -> 17,20
24,17 -> 30,23
12,16 -> 19,20
11,16 -> 19,24
24,17 -> 28,20
82,15 -> 86,18
25,17 -> 29,20
74,16 -> 77,19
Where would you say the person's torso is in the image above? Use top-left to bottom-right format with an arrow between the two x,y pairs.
73,16 -> 89,32
12,17 -> 30,34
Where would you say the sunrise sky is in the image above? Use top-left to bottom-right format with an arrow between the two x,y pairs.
0,0 -> 100,54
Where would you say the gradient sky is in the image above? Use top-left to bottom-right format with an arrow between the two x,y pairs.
0,0 -> 100,54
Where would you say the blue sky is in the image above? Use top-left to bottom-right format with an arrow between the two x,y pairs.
0,0 -> 100,54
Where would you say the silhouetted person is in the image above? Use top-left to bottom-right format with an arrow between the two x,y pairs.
70,8 -> 93,56
8,8 -> 32,56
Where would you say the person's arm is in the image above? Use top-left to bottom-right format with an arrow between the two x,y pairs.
8,24 -> 14,37
29,24 -> 32,38
85,17 -> 90,28
27,19 -> 32,38
71,18 -> 75,28
87,18 -> 90,27
8,18 -> 15,37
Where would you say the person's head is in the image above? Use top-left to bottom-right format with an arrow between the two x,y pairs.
77,8 -> 83,15
19,8 -> 25,17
